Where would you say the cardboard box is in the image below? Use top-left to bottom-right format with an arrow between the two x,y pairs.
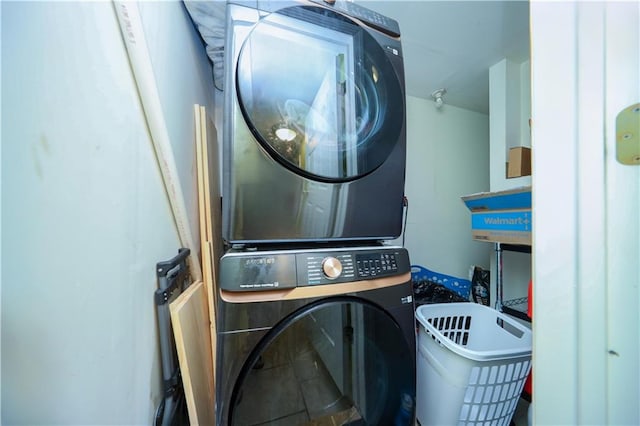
461,186 -> 532,245
507,147 -> 531,178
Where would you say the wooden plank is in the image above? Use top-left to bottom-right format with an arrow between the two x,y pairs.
199,106 -> 216,313
198,106 -> 221,382
194,104 -> 207,275
170,281 -> 215,426
200,105 -> 214,247
200,105 -> 223,278
195,105 -> 212,310
195,104 -> 215,373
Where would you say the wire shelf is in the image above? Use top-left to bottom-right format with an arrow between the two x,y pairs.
502,297 -> 530,322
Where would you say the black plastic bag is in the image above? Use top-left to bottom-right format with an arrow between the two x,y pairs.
471,266 -> 490,306
413,279 -> 468,306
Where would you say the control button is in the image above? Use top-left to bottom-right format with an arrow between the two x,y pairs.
322,257 -> 343,279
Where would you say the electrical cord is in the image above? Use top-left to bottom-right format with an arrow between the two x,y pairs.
402,196 -> 409,247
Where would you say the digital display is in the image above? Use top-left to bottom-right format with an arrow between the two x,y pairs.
220,254 -> 297,291
244,257 -> 276,266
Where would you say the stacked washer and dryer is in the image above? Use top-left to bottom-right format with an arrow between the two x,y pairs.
216,1 -> 415,424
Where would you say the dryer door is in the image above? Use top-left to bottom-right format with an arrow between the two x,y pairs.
228,297 -> 415,425
236,5 -> 404,183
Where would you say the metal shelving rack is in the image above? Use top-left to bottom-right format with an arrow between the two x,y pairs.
495,242 -> 531,322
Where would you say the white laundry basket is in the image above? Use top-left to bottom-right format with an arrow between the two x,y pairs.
415,303 -> 531,426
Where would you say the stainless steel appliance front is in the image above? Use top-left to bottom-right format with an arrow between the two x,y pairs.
223,1 -> 407,244
215,245 -> 416,425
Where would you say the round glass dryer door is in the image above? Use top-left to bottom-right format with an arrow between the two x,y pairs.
236,6 -> 404,182
228,298 -> 415,425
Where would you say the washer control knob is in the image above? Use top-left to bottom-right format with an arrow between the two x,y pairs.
322,257 -> 342,279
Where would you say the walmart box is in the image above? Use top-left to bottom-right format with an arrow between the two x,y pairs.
461,186 -> 532,245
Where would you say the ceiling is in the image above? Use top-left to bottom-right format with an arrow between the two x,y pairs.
357,1 -> 531,114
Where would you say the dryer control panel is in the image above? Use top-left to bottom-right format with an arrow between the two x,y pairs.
219,246 -> 410,291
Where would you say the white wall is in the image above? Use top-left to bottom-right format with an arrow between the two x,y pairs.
393,95 -> 492,281
489,58 -> 532,192
1,2 -> 214,424
487,58 -> 532,308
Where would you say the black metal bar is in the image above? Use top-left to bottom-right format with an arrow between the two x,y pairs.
155,248 -> 191,306
156,248 -> 190,278
501,244 -> 532,254
502,305 -> 531,323
155,248 -> 190,426
495,243 -> 503,312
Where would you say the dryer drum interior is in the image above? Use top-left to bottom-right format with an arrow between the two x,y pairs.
227,297 -> 414,425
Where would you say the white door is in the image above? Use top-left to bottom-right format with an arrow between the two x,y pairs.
531,1 -> 639,424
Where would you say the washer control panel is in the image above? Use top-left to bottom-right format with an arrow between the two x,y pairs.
300,252 -> 355,286
219,247 -> 410,291
355,252 -> 399,278
296,247 -> 408,287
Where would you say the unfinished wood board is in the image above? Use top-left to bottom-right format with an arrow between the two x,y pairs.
195,104 -> 219,380
200,105 -> 223,279
194,104 -> 207,270
198,105 -> 215,312
195,105 -> 212,303
200,105 -> 214,245
170,280 -> 215,425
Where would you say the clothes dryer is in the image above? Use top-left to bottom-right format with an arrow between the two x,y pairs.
216,245 -> 416,425
223,0 -> 407,245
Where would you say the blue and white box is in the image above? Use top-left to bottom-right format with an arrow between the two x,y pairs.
461,186 -> 532,245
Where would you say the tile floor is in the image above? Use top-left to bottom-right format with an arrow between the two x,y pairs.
233,327 -> 363,426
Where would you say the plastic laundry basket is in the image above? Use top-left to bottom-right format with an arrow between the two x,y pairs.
415,303 -> 531,426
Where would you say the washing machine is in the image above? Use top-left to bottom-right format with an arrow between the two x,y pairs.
223,0 -> 407,245
216,245 -> 416,425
